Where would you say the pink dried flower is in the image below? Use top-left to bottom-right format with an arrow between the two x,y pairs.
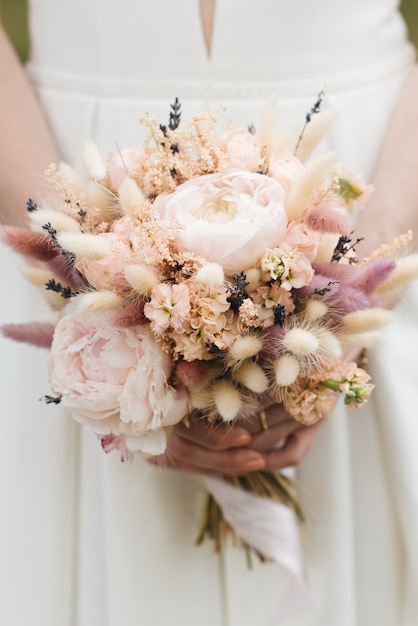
261,247 -> 314,291
144,283 -> 191,334
175,359 -> 210,388
110,303 -> 146,328
285,385 -> 337,425
1,321 -> 55,348
354,258 -> 396,294
1,226 -> 58,261
305,207 -> 351,235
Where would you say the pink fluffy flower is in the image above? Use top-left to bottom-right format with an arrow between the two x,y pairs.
282,221 -> 321,262
261,246 -> 314,291
224,131 -> 263,171
144,283 -> 191,334
286,386 -> 337,425
156,170 -> 288,275
268,151 -> 304,192
250,283 -> 295,327
49,305 -> 188,455
108,146 -> 148,191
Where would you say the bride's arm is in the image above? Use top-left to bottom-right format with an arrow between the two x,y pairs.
355,65 -> 418,255
0,25 -> 59,226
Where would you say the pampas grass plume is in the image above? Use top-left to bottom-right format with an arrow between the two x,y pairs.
244,268 -> 261,292
30,209 -> 82,234
77,290 -> 123,311
20,265 -> 55,287
294,109 -> 337,162
189,386 -> 214,411
212,380 -> 242,422
196,263 -> 224,287
125,264 -> 159,295
376,255 -> 418,294
274,355 -> 300,386
318,330 -> 342,358
283,327 -> 319,356
229,334 -> 263,362
315,233 -> 340,262
118,177 -> 144,216
58,162 -> 86,194
87,181 -> 115,217
285,152 -> 336,221
44,290 -> 68,310
305,299 -> 328,321
257,97 -> 279,156
337,330 -> 383,348
57,232 -> 112,260
342,308 -> 394,333
82,141 -> 107,181
234,361 -> 269,393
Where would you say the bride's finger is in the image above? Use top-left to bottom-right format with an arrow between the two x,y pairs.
262,421 -> 323,470
250,419 -> 301,451
148,431 -> 265,476
173,417 -> 252,450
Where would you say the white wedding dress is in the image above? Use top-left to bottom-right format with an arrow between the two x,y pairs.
1,1 -> 418,625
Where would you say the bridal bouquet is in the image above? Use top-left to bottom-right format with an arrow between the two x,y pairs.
2,98 -> 418,561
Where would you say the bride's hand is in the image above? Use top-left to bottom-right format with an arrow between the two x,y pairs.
147,404 -> 323,476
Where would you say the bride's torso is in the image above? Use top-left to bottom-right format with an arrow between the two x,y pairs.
28,0 -> 411,89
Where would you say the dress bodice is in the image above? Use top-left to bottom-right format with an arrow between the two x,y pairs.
27,0 -> 413,97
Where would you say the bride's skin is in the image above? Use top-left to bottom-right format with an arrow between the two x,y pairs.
1,24 -> 418,477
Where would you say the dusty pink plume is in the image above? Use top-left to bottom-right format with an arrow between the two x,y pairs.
1,321 -> 55,348
46,256 -> 86,289
112,272 -> 136,296
110,303 -> 146,328
319,284 -> 372,321
260,324 -> 286,362
312,261 -> 359,283
305,207 -> 351,236
355,258 -> 396,294
0,226 -> 58,262
175,359 -> 210,388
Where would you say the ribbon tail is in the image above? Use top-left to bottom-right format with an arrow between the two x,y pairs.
204,475 -> 313,620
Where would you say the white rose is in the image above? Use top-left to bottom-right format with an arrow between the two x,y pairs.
156,170 -> 288,275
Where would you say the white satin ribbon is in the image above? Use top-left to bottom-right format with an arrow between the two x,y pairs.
204,475 -> 312,621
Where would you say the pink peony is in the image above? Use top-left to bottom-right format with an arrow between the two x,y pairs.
224,131 -> 263,171
49,305 -> 188,455
156,170 -> 288,275
268,151 -> 304,192
283,221 -> 321,262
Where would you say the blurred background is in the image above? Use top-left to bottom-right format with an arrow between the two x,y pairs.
1,0 -> 418,63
